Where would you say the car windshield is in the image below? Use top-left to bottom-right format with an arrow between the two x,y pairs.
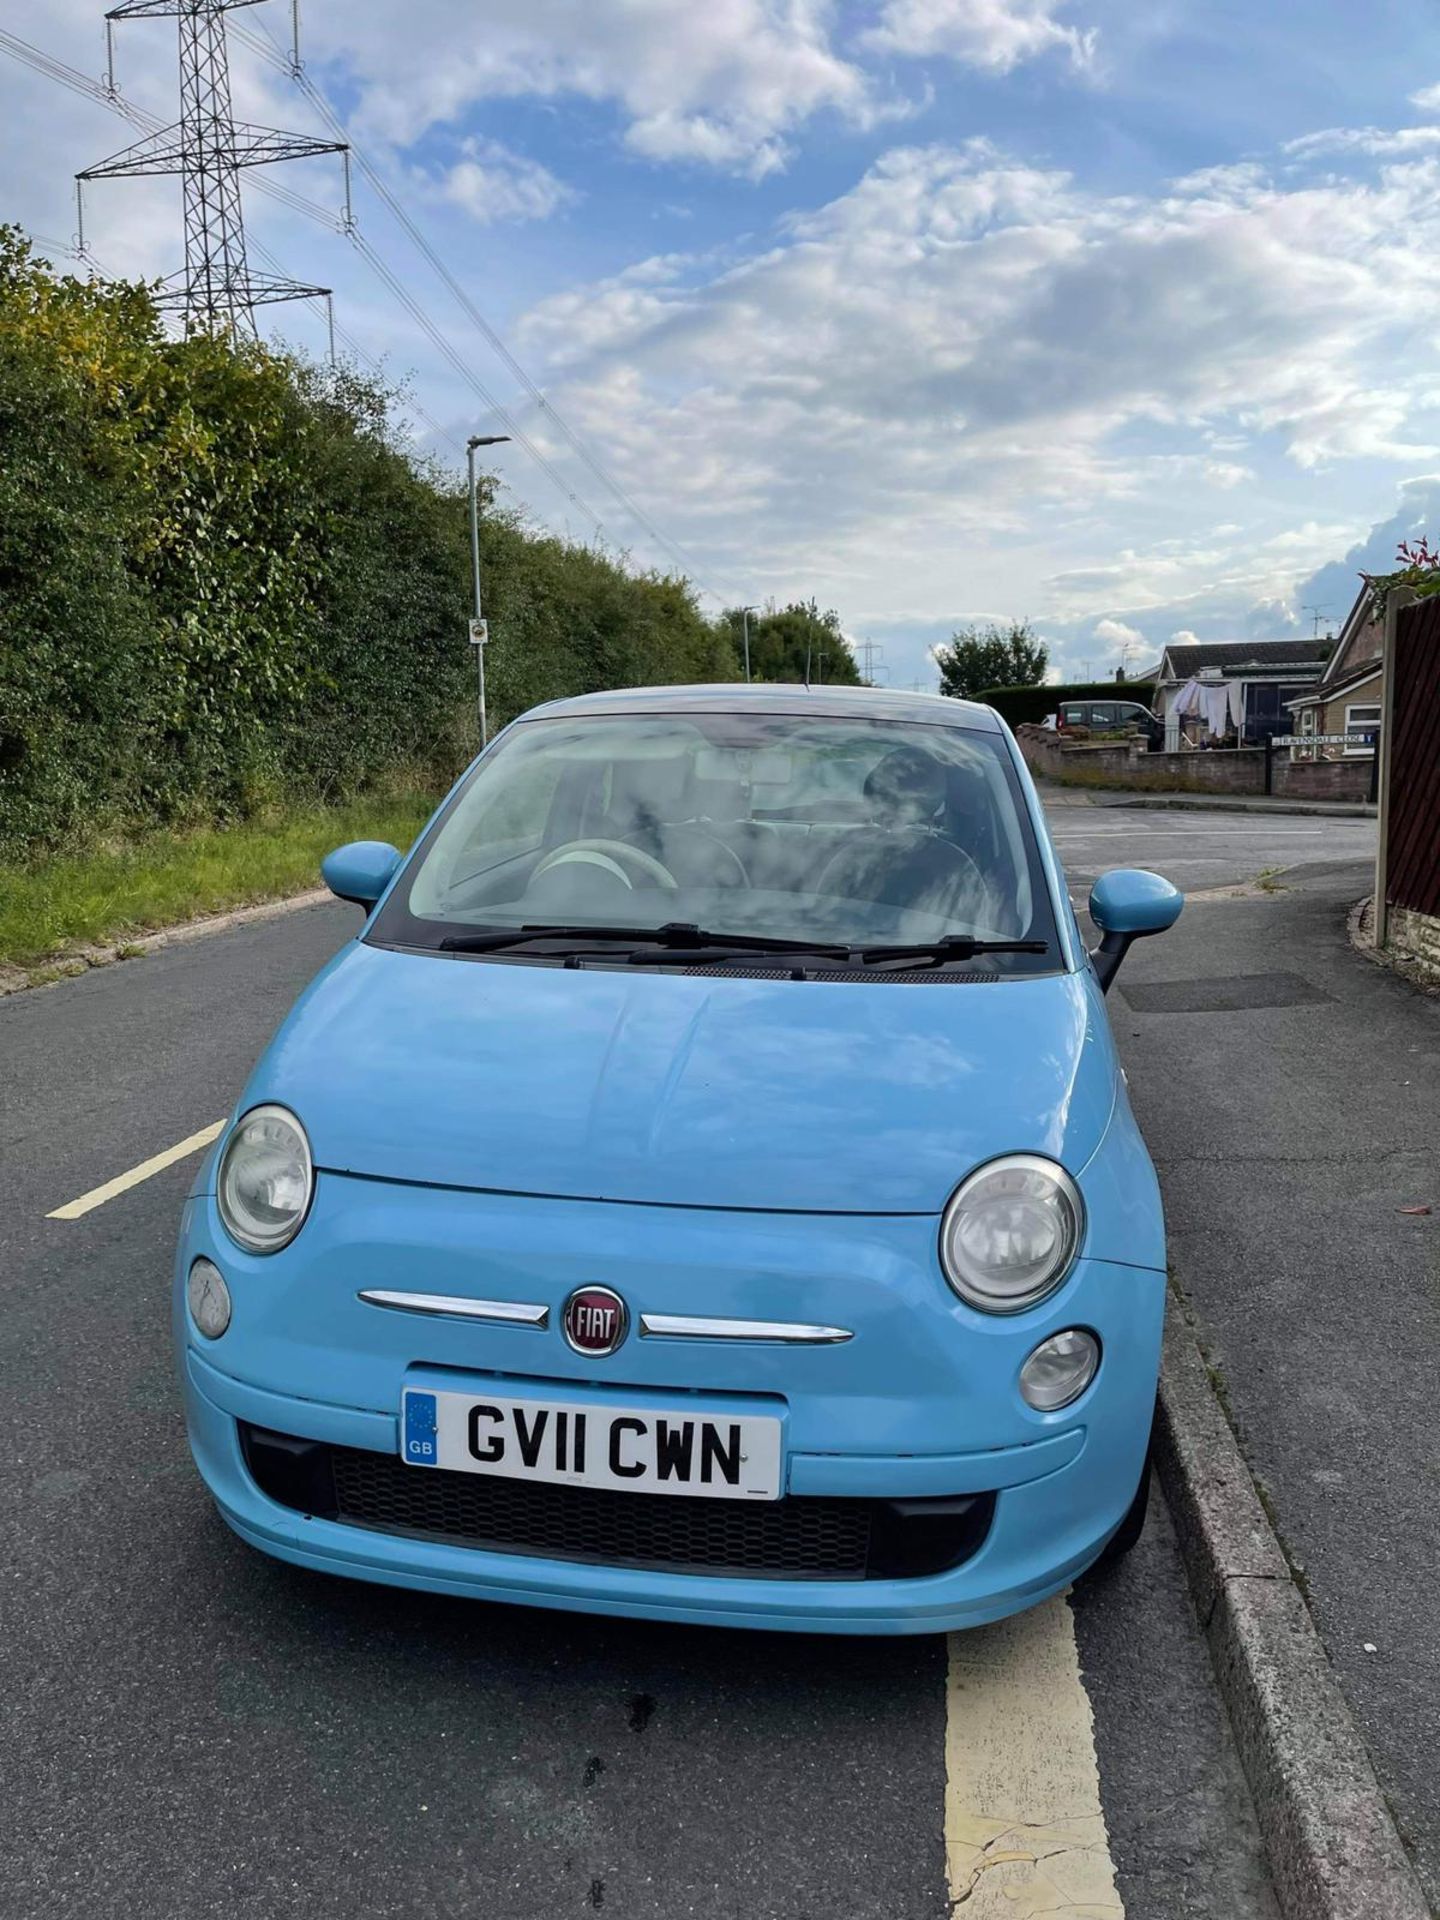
370,709 -> 1060,972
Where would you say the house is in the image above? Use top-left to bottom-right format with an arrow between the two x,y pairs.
1283,585 -> 1384,758
1150,638 -> 1332,746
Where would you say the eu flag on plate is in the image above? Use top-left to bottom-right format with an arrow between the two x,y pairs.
403,1390 -> 438,1467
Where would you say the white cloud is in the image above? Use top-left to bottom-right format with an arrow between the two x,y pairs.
516,136 -> 1440,615
1285,125 -> 1440,161
301,0 -> 872,178
1204,460 -> 1255,488
1409,84 -> 1440,111
1094,616 -> 1143,647
434,139 -> 575,224
1170,628 -> 1201,645
864,0 -> 1097,73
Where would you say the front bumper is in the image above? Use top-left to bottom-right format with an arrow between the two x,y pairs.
176,1172 -> 1165,1634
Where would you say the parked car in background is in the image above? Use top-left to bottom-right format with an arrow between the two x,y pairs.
1057,698 -> 1163,748
176,683 -> 1183,1635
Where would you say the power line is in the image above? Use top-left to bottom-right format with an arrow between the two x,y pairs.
2,20 -> 735,597
0,25 -> 455,452
78,0 -> 346,336
226,20 -> 621,546
37,11 -> 619,539
236,14 -> 728,598
0,27 -> 345,243
856,636 -> 885,682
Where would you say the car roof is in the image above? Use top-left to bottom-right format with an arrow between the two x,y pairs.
518,682 -> 1002,732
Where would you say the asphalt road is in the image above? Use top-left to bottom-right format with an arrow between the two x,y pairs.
0,896 -> 1281,1918
1044,799 -> 1378,896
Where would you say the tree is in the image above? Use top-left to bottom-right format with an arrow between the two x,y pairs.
933,620 -> 1048,701
717,600 -> 861,685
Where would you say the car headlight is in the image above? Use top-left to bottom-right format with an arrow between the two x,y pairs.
216,1104 -> 313,1254
939,1153 -> 1084,1313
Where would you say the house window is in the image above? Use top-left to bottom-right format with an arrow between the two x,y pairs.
1300,709 -> 1316,732
1344,704 -> 1381,755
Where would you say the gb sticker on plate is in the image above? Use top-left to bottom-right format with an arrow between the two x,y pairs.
403,1390 -> 438,1467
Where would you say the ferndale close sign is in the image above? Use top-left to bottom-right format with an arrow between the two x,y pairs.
1271,733 -> 1375,747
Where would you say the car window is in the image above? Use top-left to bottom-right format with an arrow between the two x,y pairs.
1061,705 -> 1085,725
1090,703 -> 1118,725
374,711 -> 1060,972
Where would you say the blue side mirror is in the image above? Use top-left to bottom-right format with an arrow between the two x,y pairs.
322,840 -> 403,910
1088,868 -> 1183,993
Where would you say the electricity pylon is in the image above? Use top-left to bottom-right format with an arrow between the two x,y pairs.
78,0 -> 347,337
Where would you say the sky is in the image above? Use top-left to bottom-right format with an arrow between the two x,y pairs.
5,0 -> 1440,689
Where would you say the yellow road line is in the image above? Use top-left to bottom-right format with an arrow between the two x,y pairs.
47,1121 -> 226,1221
946,1595 -> 1123,1917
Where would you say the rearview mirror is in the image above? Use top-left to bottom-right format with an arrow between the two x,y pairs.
1088,868 -> 1183,993
322,840 -> 402,910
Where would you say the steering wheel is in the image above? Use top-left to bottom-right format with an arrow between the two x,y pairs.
529,838 -> 680,893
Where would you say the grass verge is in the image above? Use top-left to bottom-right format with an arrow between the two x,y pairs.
0,792 -> 437,975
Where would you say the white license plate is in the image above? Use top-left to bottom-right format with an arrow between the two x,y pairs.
401,1387 -> 783,1501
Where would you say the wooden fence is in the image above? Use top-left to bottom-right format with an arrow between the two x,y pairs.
1387,598 -> 1440,920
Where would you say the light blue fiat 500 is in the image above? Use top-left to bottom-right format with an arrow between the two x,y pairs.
176,685 -> 1182,1633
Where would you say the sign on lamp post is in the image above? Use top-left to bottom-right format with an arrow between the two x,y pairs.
466,434 -> 510,749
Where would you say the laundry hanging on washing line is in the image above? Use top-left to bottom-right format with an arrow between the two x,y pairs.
1170,677 -> 1236,738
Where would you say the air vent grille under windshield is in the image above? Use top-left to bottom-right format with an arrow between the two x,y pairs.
680,966 -> 1002,982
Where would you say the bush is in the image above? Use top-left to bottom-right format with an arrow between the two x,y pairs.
0,230 -> 739,862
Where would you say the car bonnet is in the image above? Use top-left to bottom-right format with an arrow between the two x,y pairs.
242,941 -> 1114,1215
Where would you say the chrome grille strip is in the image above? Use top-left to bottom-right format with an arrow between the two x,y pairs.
357,1290 -> 548,1328
639,1313 -> 853,1344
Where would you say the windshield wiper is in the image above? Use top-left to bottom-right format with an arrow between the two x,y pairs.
439,921 -> 851,961
437,923 -> 1046,970
859,937 -> 1049,966
441,922 -> 668,952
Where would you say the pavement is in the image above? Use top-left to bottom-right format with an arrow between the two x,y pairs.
1054,804 -> 1440,1914
0,901 -> 1280,1918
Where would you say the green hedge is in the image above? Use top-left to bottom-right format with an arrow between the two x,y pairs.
0,230 -> 736,863
978,678 -> 1157,726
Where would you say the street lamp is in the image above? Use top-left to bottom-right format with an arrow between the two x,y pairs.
467,434 -> 511,747
737,605 -> 758,684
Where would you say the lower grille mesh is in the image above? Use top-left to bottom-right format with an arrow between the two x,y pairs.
333,1445 -> 871,1578
240,1425 -> 995,1583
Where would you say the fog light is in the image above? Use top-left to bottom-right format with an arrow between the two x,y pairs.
1020,1328 -> 1099,1410
187,1258 -> 231,1339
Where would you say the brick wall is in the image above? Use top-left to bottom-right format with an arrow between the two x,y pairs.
1015,726 -> 1374,801
1271,757 -> 1373,801
1389,905 -> 1440,982
1016,728 -> 1267,793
